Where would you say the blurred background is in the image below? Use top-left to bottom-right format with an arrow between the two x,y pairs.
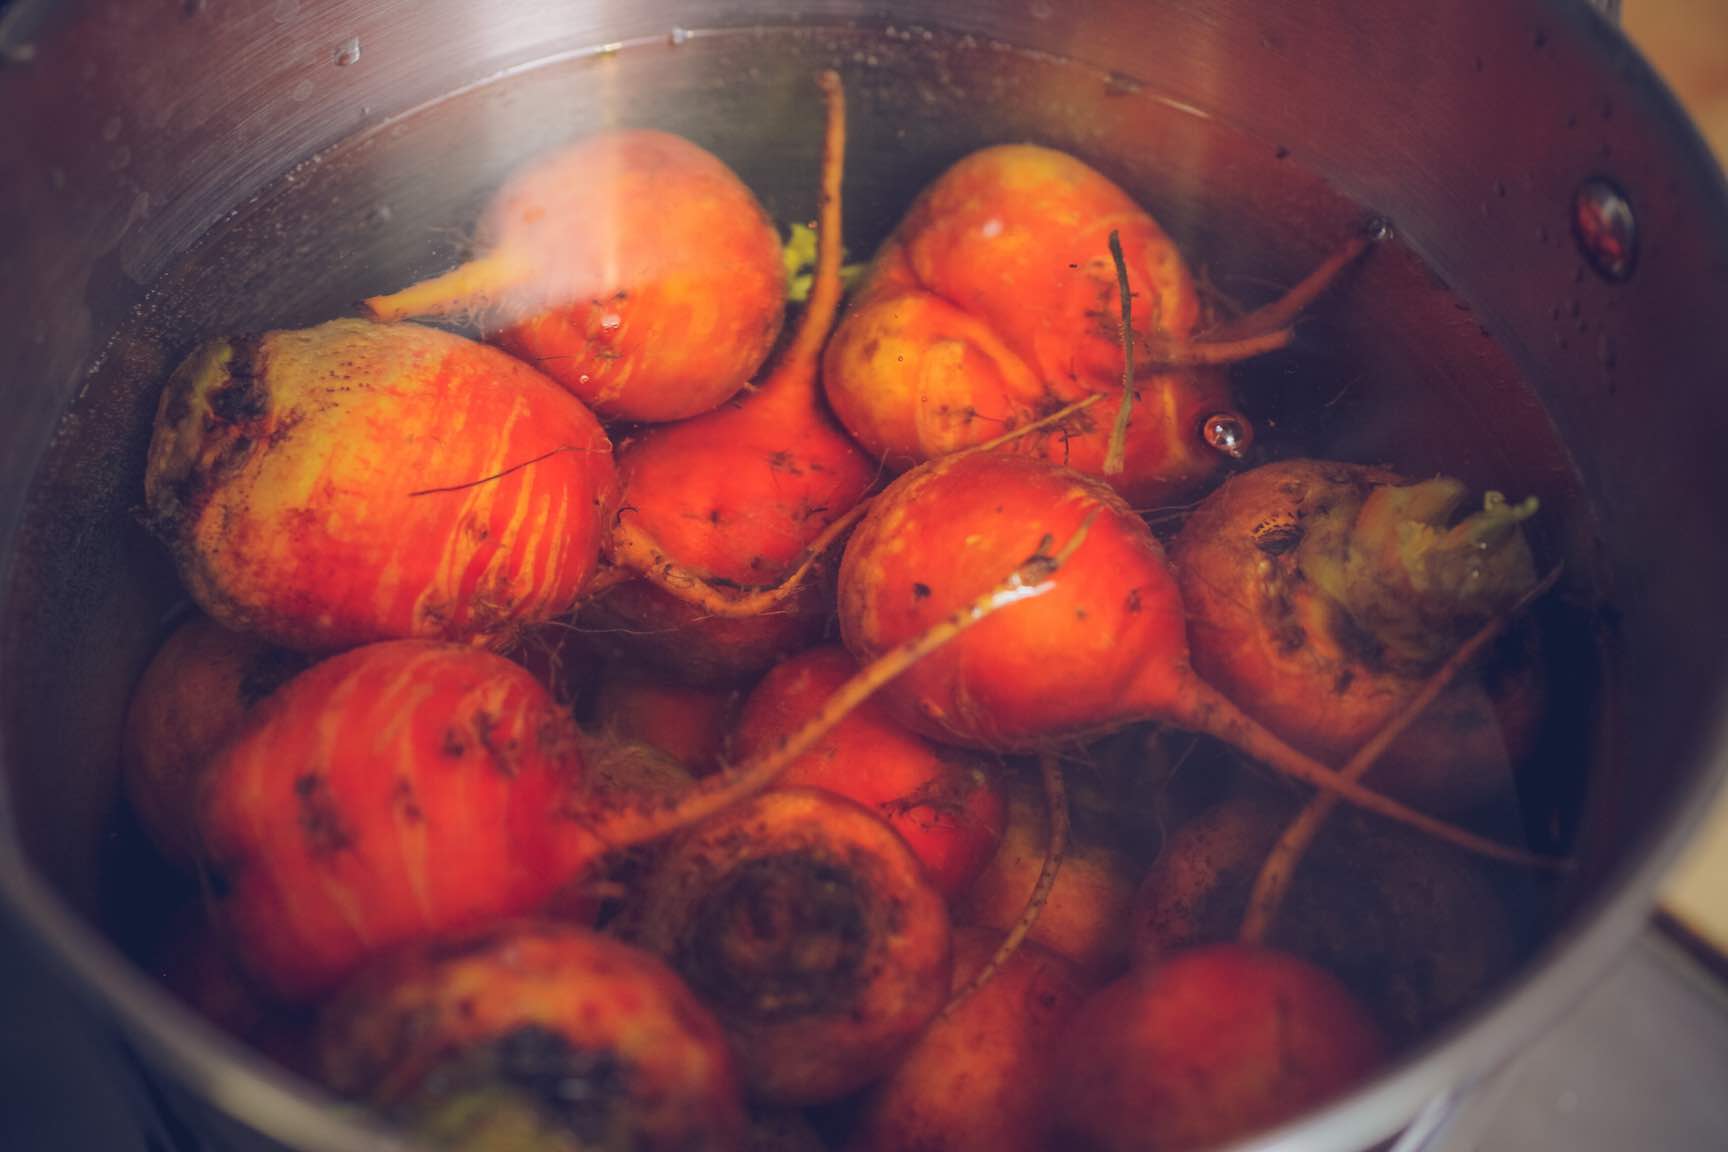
1627,0 -> 1728,957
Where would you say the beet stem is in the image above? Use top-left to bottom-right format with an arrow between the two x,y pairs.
755,70 -> 847,399
593,516 -> 1096,848
1237,566 -> 1565,942
609,498 -> 872,619
597,70 -> 851,620
362,252 -> 525,323
1198,228 -> 1374,344
1141,327 -> 1294,368
964,394 -> 1104,457
942,751 -> 1069,1017
1102,230 -> 1137,477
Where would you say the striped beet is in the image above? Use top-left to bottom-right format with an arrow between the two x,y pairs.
199,640 -> 602,1001
145,318 -> 615,652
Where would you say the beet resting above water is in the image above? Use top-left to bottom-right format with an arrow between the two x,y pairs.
822,144 -> 1243,506
365,130 -> 786,424
144,319 -> 616,653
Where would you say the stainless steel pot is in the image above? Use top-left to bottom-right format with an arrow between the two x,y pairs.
2,2 -> 1726,1150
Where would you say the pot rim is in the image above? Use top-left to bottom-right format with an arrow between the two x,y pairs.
3,1 -> 1728,1150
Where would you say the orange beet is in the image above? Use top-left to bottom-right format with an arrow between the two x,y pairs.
1131,799 -> 1276,961
123,614 -> 307,866
954,766 -> 1137,981
732,646 -> 1005,899
589,73 -> 872,680
1173,459 -> 1544,812
318,921 -> 746,1152
853,928 -> 1089,1152
200,641 -> 603,1001
1048,946 -> 1383,1152
366,132 -> 785,423
840,451 -> 1186,748
629,789 -> 952,1105
145,319 -> 615,652
823,145 -> 1240,504
837,451 -> 1559,868
594,664 -> 743,774
1131,797 -> 1520,1042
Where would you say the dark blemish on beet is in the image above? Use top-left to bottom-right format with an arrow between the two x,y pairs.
1333,668 -> 1356,695
207,336 -> 268,425
1273,144 -> 1290,160
403,1026 -> 634,1147
708,508 -> 723,525
295,773 -> 355,856
474,711 -> 499,753
442,729 -> 467,758
675,854 -> 869,1021
1125,587 -> 1143,614
212,435 -> 255,478
473,711 -> 518,777
392,777 -> 425,824
1253,520 -> 1304,556
912,582 -> 932,600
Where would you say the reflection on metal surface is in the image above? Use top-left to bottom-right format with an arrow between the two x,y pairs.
1572,178 -> 1638,282
1201,411 -> 1252,459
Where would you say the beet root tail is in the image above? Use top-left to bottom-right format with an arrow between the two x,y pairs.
1170,676 -> 1568,872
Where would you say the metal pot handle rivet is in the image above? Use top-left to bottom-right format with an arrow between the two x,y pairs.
1573,177 -> 1638,282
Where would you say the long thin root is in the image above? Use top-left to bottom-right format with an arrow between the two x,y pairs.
943,751 -> 1069,1017
1237,565 -> 1564,943
608,500 -> 872,618
1198,226 -> 1378,345
1103,229 -> 1137,476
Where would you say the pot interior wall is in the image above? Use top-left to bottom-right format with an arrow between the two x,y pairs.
6,12 -> 1728,1145
1,22 -> 1598,937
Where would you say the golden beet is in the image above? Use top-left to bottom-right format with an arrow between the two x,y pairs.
122,614 -> 306,866
629,789 -> 952,1105
823,145 -> 1237,505
955,766 -> 1138,981
145,318 -> 615,652
318,921 -> 746,1152
732,645 -> 1006,900
854,928 -> 1089,1152
366,131 -> 785,423
200,641 -> 603,1001
1048,946 -> 1383,1152
1172,459 -> 1544,811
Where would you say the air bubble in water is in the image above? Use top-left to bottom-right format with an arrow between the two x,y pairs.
335,37 -> 361,67
668,27 -> 691,46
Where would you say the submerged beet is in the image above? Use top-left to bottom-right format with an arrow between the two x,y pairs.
1048,945 -> 1383,1152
